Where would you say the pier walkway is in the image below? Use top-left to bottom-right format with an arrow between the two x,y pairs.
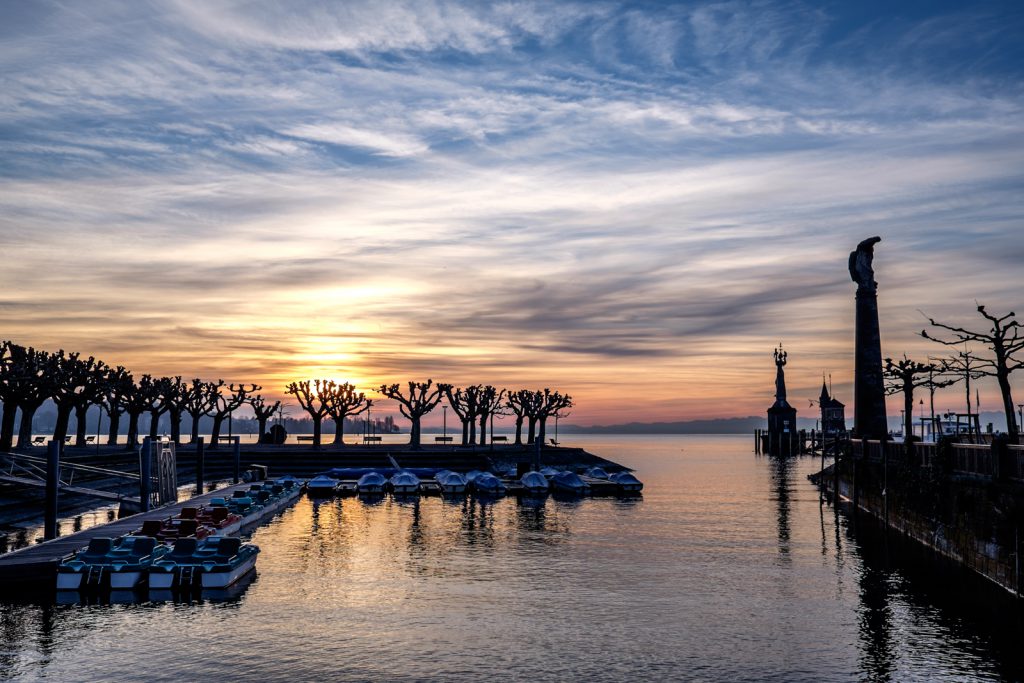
0,480 -> 297,587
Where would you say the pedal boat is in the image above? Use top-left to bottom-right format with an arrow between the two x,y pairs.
149,536 -> 259,589
57,536 -> 168,590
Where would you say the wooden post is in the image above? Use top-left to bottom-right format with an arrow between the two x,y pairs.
195,436 -> 205,495
140,436 -> 151,513
44,439 -> 60,540
233,436 -> 241,484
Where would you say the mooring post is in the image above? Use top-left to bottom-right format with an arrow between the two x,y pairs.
140,436 -> 151,513
233,436 -> 241,484
44,439 -> 60,540
534,436 -> 541,471
195,436 -> 205,495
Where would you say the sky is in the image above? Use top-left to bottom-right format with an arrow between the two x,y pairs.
1,0 -> 1023,426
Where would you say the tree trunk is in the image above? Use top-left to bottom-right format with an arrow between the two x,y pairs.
527,417 -> 536,444
17,402 -> 44,448
333,416 -> 345,445
210,414 -> 224,449
468,417 -> 476,446
108,410 -> 121,445
190,413 -> 201,444
149,410 -> 163,440
461,419 -> 469,446
904,386 -> 914,442
410,417 -> 421,449
257,416 -> 268,443
126,412 -> 141,448
479,412 -> 487,446
0,400 -> 17,450
75,403 -> 89,446
996,367 -> 1019,441
169,408 -> 181,445
538,416 -> 548,445
313,417 -> 322,449
53,405 -> 73,444
514,416 -> 524,445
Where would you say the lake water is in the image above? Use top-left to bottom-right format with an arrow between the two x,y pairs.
1,434 -> 1022,681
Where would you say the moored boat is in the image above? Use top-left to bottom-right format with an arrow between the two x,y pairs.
584,467 -> 609,479
609,471 -> 643,492
471,472 -> 506,495
435,470 -> 468,494
389,470 -> 421,494
306,474 -> 339,497
550,471 -> 590,495
357,471 -> 387,494
519,471 -> 550,494
540,466 -> 561,478
57,536 -> 169,590
149,536 -> 260,589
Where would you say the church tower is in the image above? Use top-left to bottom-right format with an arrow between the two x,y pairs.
766,344 -> 799,456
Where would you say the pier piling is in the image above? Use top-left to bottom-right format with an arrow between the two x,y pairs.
44,440 -> 60,540
195,437 -> 205,495
232,437 -> 241,484
140,437 -> 151,513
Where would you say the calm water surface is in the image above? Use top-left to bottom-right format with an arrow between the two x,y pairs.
2,435 -> 1022,681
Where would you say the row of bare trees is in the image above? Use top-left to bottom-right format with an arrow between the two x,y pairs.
286,379 -> 573,449
0,342 -> 280,450
883,305 -> 1022,442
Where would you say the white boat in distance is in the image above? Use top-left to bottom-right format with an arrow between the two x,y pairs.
389,470 -> 421,494
435,470 -> 468,494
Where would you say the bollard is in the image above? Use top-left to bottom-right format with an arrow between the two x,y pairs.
140,437 -> 151,513
45,440 -> 60,540
233,436 -> 241,484
195,436 -> 205,495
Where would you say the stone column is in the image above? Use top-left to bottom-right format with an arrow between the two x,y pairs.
849,236 -> 889,439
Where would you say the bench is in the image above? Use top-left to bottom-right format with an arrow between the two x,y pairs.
32,436 -> 46,446
549,439 -> 560,446
491,436 -> 508,443
85,435 -> 96,444
434,436 -> 454,443
364,436 -> 383,443
296,436 -> 316,443
216,435 -> 239,443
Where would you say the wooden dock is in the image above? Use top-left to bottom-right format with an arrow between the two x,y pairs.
0,480 -> 301,588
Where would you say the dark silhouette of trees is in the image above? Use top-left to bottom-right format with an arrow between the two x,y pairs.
14,348 -> 53,448
378,380 -> 442,449
157,376 -> 187,444
0,342 -> 28,450
505,389 -> 534,445
439,384 -> 480,445
923,305 -> 1024,441
48,351 -> 108,445
182,378 -> 219,445
884,356 -> 954,441
323,381 -> 370,445
477,385 -> 506,445
249,393 -> 281,443
534,389 -> 573,445
72,363 -> 114,446
286,380 -> 332,448
210,382 -> 259,447
101,366 -> 131,445
118,374 -> 156,448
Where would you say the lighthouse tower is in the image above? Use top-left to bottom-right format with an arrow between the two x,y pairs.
766,344 -> 799,456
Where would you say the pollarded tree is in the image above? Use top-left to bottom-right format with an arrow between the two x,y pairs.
49,351 -> 108,445
0,342 -> 22,450
505,389 -> 534,446
12,348 -> 55,448
101,366 -> 132,445
439,384 -> 473,446
210,382 -> 260,448
249,393 -> 281,443
324,381 -> 370,445
535,389 -> 573,446
477,386 -> 506,446
286,380 -> 332,448
378,380 -> 443,449
884,355 -> 955,442
158,376 -> 187,444
72,362 -> 115,446
119,374 -> 156,448
181,378 -> 220,444
923,305 -> 1024,441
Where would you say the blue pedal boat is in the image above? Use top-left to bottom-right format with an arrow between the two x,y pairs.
149,536 -> 260,589
57,536 -> 168,590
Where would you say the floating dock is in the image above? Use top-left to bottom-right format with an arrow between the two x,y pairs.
0,480 -> 301,588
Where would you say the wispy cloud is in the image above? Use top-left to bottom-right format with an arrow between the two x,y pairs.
0,0 -> 1022,423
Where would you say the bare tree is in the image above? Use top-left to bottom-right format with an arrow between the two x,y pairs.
210,382 -> 259,447
286,380 -> 332,448
923,305 -> 1024,440
49,351 -> 108,445
884,356 -> 954,442
249,393 -> 281,443
14,348 -> 54,448
476,385 -> 506,445
323,381 -> 370,445
439,384 -> 474,446
505,389 -> 533,446
378,380 -> 443,449
72,362 -> 114,446
0,342 -> 22,450
101,366 -> 132,445
118,374 -> 156,448
535,389 -> 573,446
181,378 -> 220,445
157,376 -> 188,444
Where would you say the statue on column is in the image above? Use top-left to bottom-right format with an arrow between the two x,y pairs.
849,236 -> 881,292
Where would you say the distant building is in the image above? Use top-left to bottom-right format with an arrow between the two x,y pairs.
818,379 -> 846,436
766,345 -> 799,456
